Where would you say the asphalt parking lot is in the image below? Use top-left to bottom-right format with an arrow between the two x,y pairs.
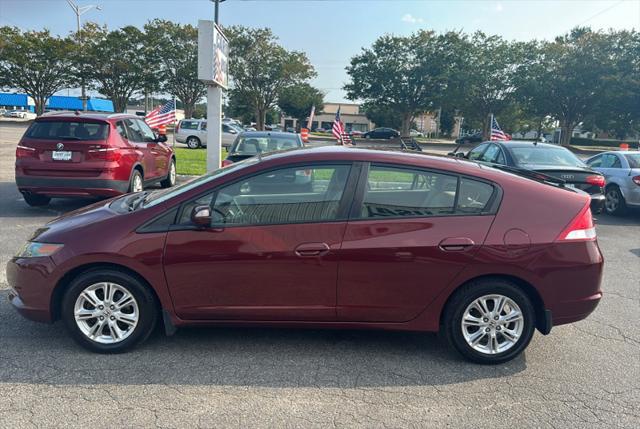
0,122 -> 638,428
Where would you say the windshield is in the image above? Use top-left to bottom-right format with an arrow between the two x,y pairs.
510,146 -> 585,167
624,153 -> 640,168
141,157 -> 260,208
229,135 -> 302,156
26,121 -> 108,140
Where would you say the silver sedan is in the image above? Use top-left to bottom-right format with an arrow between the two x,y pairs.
586,150 -> 640,215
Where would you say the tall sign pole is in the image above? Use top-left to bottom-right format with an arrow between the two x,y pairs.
198,1 -> 229,172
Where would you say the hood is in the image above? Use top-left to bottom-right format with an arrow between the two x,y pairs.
31,198 -> 121,242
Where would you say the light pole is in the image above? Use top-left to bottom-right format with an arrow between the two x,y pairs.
213,0 -> 226,24
67,0 -> 101,111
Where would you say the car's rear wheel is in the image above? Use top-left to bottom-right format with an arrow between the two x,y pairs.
186,136 -> 201,149
444,278 -> 535,364
23,193 -> 51,207
61,269 -> 158,353
128,170 -> 143,193
161,159 -> 176,188
605,186 -> 626,215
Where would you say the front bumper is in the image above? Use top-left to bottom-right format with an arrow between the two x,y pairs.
6,257 -> 57,323
16,177 -> 129,197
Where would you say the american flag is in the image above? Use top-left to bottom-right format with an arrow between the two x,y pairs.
490,115 -> 508,141
332,106 -> 344,143
145,100 -> 176,129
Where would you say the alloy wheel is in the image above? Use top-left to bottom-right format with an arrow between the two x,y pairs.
132,174 -> 143,192
169,161 -> 176,185
73,282 -> 139,344
461,294 -> 524,355
605,189 -> 619,213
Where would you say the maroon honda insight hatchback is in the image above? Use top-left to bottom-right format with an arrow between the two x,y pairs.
7,146 -> 603,364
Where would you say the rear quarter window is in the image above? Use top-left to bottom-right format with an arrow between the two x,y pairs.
180,121 -> 200,131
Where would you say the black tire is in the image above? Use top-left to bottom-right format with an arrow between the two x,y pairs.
160,158 -> 176,188
604,186 -> 626,216
186,136 -> 201,149
61,269 -> 158,353
23,193 -> 51,207
443,278 -> 536,364
128,169 -> 143,193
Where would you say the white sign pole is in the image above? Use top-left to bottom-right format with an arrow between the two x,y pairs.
206,85 -> 222,171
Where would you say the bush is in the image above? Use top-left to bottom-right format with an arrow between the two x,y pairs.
570,137 -> 637,148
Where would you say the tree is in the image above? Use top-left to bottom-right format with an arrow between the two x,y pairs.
447,32 -> 526,140
226,26 -> 315,130
515,28 -> 615,145
277,83 -> 324,129
344,31 -> 452,137
0,27 -> 75,115
82,25 -> 154,112
144,20 -> 205,118
361,102 -> 402,129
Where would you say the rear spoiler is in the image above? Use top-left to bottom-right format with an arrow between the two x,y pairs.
486,163 -> 566,187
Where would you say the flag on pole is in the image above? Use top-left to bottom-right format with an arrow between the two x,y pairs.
490,115 -> 509,141
332,106 -> 344,143
145,100 -> 176,129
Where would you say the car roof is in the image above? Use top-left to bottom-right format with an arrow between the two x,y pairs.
239,131 -> 299,138
37,111 -> 136,122
487,140 -> 566,150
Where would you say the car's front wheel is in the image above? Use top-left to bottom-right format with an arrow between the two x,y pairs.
61,269 -> 158,353
444,278 -> 535,364
186,136 -> 201,149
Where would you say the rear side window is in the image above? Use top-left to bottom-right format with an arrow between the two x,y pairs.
361,166 -> 458,218
26,121 -> 108,141
180,121 -> 200,130
359,165 -> 496,219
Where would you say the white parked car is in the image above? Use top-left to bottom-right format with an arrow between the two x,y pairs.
5,110 -> 28,118
410,129 -> 424,138
175,119 -> 240,149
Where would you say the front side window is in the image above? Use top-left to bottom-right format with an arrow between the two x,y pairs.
211,165 -> 351,226
360,166 -> 458,218
624,153 -> 640,168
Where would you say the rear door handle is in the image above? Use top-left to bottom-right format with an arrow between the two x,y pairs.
439,237 -> 475,252
295,242 -> 330,257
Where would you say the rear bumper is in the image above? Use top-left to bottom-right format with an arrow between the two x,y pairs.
16,177 -> 129,197
552,292 -> 602,326
590,193 -> 605,213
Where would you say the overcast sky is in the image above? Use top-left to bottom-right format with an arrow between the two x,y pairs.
1,0 -> 638,102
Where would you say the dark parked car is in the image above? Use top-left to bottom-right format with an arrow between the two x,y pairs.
363,127 -> 400,139
455,132 -> 483,145
457,141 -> 605,213
8,147 -> 602,364
15,112 -> 175,206
222,131 -> 304,167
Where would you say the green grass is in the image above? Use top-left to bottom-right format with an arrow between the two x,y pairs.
174,147 -> 228,176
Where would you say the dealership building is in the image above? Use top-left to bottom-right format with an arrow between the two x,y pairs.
0,92 -> 114,113
281,102 -> 375,132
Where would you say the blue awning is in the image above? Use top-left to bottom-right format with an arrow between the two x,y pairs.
0,93 -> 28,107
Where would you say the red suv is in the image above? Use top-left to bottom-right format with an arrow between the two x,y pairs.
7,147 -> 603,364
15,112 -> 176,206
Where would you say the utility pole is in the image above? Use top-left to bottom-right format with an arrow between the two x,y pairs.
66,0 -> 101,112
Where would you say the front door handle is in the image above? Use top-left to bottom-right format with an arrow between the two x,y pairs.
439,237 -> 475,252
295,242 -> 330,257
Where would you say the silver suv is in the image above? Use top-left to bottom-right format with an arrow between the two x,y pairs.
175,119 -> 240,149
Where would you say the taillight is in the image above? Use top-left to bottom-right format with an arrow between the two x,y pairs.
556,202 -> 596,241
87,147 -> 121,162
16,145 -> 37,159
585,175 -> 605,187
632,175 -> 640,186
222,159 -> 233,167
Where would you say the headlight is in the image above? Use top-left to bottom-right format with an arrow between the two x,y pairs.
17,242 -> 64,258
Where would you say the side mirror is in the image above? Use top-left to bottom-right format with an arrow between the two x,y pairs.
191,205 -> 212,227
155,134 -> 168,143
455,152 -> 466,158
